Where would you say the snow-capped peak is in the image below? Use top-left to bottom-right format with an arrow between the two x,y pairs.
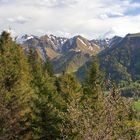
17,35 -> 35,44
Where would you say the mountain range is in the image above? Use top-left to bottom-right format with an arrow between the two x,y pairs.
76,33 -> 140,83
18,32 -> 140,84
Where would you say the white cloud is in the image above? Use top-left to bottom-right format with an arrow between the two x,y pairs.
7,16 -> 29,24
0,0 -> 140,39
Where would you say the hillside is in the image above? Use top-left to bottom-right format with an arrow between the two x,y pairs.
76,33 -> 140,84
52,51 -> 91,74
99,33 -> 140,82
52,35 -> 101,74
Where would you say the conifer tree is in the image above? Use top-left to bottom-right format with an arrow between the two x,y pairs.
0,31 -> 35,140
27,47 -> 64,139
82,57 -> 103,109
44,59 -> 54,77
56,73 -> 81,101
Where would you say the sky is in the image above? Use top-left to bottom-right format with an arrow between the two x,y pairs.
0,0 -> 140,39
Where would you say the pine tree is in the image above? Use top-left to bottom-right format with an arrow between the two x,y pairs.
56,73 -> 81,101
27,47 -> 64,139
0,31 -> 36,140
44,59 -> 54,77
82,57 -> 103,109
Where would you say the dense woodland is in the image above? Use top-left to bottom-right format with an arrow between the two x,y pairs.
0,31 -> 140,140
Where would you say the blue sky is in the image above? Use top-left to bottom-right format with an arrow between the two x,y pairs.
0,0 -> 140,39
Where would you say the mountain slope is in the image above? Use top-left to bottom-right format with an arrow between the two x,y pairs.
52,51 -> 91,74
61,35 -> 100,54
91,36 -> 122,49
76,33 -> 140,82
19,34 -> 67,60
101,33 -> 140,81
52,35 -> 101,74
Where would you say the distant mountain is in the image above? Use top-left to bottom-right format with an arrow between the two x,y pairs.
91,36 -> 122,49
52,35 -> 101,74
109,36 -> 123,48
76,33 -> 140,82
19,34 -> 101,74
18,34 -> 67,51
20,33 -> 140,82
18,34 -> 121,60
18,34 -> 68,60
39,34 -> 67,52
61,35 -> 100,54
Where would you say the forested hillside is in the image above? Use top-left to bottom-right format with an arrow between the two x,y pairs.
76,33 -> 140,99
0,31 -> 140,140
99,33 -> 140,82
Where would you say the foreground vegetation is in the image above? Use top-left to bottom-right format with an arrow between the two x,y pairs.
0,31 -> 140,140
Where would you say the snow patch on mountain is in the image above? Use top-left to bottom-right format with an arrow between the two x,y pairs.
17,35 -> 35,44
77,37 -> 87,46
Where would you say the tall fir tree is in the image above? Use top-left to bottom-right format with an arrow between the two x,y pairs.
0,31 -> 36,140
27,47 -> 64,139
82,57 -> 104,109
55,73 -> 81,102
